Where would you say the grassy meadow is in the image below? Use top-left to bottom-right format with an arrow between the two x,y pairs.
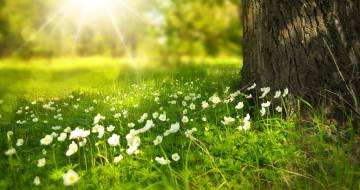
0,58 -> 359,189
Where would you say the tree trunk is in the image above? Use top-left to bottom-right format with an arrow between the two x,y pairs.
241,0 -> 360,112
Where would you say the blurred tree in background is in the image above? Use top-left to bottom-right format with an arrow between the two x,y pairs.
0,0 -> 242,59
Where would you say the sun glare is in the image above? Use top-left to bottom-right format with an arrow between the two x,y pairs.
69,0 -> 112,11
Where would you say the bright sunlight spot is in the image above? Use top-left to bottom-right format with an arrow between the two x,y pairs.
68,0 -> 114,15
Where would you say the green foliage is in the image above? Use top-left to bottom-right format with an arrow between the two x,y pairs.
0,59 -> 359,189
0,0 -> 242,58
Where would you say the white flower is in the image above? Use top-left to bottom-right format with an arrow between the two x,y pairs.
189,103 -> 196,110
276,106 -> 283,113
235,102 -> 244,110
185,128 -> 197,138
40,135 -> 53,146
66,141 -> 78,156
221,116 -> 235,125
245,94 -> 253,99
5,148 -> 16,156
283,88 -> 289,97
259,87 -> 271,99
159,113 -> 167,121
201,101 -> 209,109
93,113 -> 105,125
37,158 -> 46,167
114,113 -> 122,119
155,157 -> 170,165
202,117 -> 207,122
260,107 -> 266,116
64,127 -> 72,133
16,139 -> 24,146
274,90 -> 282,98
164,123 -> 180,136
79,138 -> 87,147
261,101 -> 271,108
32,117 -> 39,123
154,97 -> 160,102
70,127 -> 90,139
57,133 -> 67,142
33,176 -> 41,186
42,149 -> 47,155
51,132 -> 59,138
107,125 -> 115,132
152,112 -> 159,119
127,123 -> 135,128
238,114 -> 251,131
7,131 -> 13,140
171,153 -> 180,161
181,116 -> 189,123
209,95 -> 221,104
153,135 -> 163,146
138,113 -> 148,123
63,169 -> 80,186
182,101 -> 187,106
92,125 -> 105,138
126,146 -> 139,155
114,154 -> 123,164
247,83 -> 256,91
108,134 -> 120,146
138,120 -> 155,133
169,100 -> 176,105
52,126 -> 62,131
126,130 -> 141,155
182,109 -> 188,115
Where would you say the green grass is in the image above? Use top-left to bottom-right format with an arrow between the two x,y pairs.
0,58 -> 359,190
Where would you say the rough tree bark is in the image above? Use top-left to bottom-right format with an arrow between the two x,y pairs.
241,0 -> 360,114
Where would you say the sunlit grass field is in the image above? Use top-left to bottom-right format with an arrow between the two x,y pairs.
0,58 -> 359,189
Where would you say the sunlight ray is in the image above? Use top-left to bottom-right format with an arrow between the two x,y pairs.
14,2 -> 71,54
103,5 -> 134,63
72,6 -> 89,54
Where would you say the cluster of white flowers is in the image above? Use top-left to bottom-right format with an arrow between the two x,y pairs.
70,127 -> 90,140
155,156 -> 170,165
126,130 -> 141,155
221,116 -> 235,126
238,114 -> 251,131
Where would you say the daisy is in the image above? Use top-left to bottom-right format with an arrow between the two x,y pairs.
172,153 -> 180,161
114,155 -> 124,164
238,114 -> 251,131
155,157 -> 170,165
16,139 -> 24,146
4,148 -> 16,156
108,134 -> 120,146
33,176 -> 41,186
66,141 -> 78,156
37,158 -> 46,167
63,169 -> 80,186
221,117 -> 235,125
247,83 -> 256,91
181,116 -> 189,123
40,135 -> 53,146
153,135 -> 163,146
235,102 -> 244,110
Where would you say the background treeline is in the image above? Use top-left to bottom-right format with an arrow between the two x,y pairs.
0,0 -> 242,59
